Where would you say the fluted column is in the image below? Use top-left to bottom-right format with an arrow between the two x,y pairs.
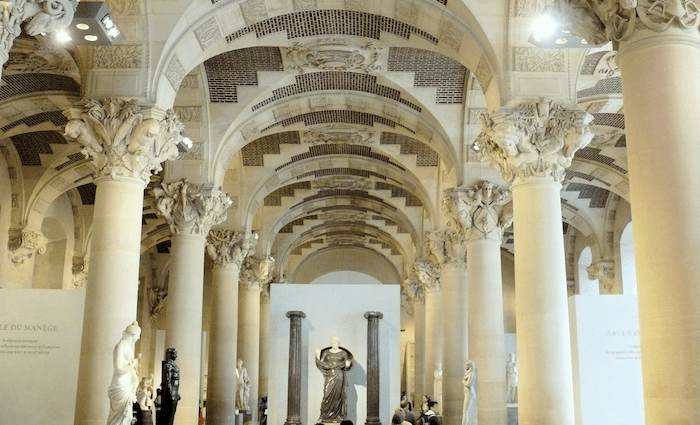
205,230 -> 257,425
284,311 -> 306,425
64,99 -> 184,425
238,256 -> 275,423
445,182 -> 513,425
426,228 -> 467,424
404,274 -> 426,408
364,311 -> 384,425
153,180 -> 232,425
477,98 -> 593,425
563,3 -> 700,422
413,258 -> 442,403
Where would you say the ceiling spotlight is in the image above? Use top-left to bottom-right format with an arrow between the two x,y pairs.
84,35 -> 98,42
66,2 -> 125,45
528,5 -> 589,48
76,23 -> 90,30
55,31 -> 72,42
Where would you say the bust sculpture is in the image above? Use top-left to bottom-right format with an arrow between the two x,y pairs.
315,335 -> 353,423
506,353 -> 518,404
157,348 -> 180,425
107,321 -> 141,425
236,358 -> 252,410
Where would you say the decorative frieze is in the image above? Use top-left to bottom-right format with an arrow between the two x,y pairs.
63,98 -> 184,184
173,106 -> 204,122
93,45 -> 143,69
474,56 -> 492,91
302,125 -> 375,145
206,230 -> 258,269
165,55 -> 187,90
194,17 -> 223,51
476,98 -> 593,183
439,17 -> 464,51
8,227 -> 48,266
443,181 -> 513,241
240,0 -> 268,25
311,176 -> 374,191
282,39 -> 385,74
152,179 -> 232,236
513,47 -> 565,72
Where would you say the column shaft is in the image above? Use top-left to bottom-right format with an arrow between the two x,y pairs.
512,177 -> 574,425
166,233 -> 206,425
413,301 -> 426,408
75,177 -> 145,425
467,238 -> 506,425
284,311 -> 306,425
365,312 -> 383,425
239,287 -> 262,422
424,290 -> 442,401
617,29 -> 700,424
440,267 -> 468,424
259,299 -> 271,399
206,265 -> 240,425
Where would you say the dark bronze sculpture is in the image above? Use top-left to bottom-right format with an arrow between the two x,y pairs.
316,335 -> 353,423
157,348 -> 180,425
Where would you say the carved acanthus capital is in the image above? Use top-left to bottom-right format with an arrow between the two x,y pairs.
400,292 -> 414,316
586,260 -> 616,294
8,227 -> 48,266
426,229 -> 466,268
71,257 -> 89,287
413,259 -> 441,293
444,182 -> 513,241
63,99 -> 184,184
152,179 -> 232,236
260,281 -> 271,303
240,255 -> 275,291
0,0 -> 77,65
562,0 -> 700,49
206,230 -> 258,269
475,98 -> 593,183
403,273 -> 425,304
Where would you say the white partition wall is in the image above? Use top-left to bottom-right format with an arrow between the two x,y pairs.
269,282 -> 400,425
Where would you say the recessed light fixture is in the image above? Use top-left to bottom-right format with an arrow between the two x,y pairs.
84,35 -> 98,42
76,23 -> 90,30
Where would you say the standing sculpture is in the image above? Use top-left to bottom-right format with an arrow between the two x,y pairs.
506,353 -> 518,404
135,375 -> 156,425
433,363 -> 442,414
461,360 -> 477,425
157,348 -> 181,425
315,335 -> 354,422
107,321 -> 141,425
236,358 -> 252,410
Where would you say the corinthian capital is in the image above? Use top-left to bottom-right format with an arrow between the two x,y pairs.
426,229 -> 466,268
444,182 -> 513,241
1,0 -> 77,69
240,255 -> 275,290
476,98 -> 593,183
152,179 -> 232,236
206,230 -> 259,269
586,260 -> 616,294
403,273 -> 425,303
562,0 -> 700,49
8,227 -> 48,266
413,259 -> 441,293
63,99 -> 184,184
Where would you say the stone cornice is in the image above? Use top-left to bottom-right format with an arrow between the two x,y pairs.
444,182 -> 513,242
562,0 -> 700,49
476,98 -> 593,183
152,179 -> 232,237
206,230 -> 258,269
64,98 -> 184,185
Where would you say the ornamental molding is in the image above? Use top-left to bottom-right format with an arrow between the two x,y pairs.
93,45 -> 143,69
1,0 -> 77,65
413,258 -> 441,293
401,292 -> 414,316
72,257 -> 89,287
476,98 -> 593,183
152,179 -> 232,236
318,210 -> 370,222
311,176 -> 374,191
403,273 -> 425,303
444,182 -> 513,242
240,256 -> 275,290
513,47 -> 565,72
562,0 -> 700,49
302,124 -> 376,145
5,49 -> 75,75
426,228 -> 466,268
586,260 -> 616,294
206,230 -> 258,269
63,98 -> 184,184
282,39 -> 385,74
8,227 -> 48,266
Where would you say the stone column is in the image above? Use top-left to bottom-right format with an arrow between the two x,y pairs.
413,258 -> 442,402
259,282 -> 271,400
0,0 -> 76,79
477,98 -> 593,425
563,3 -> 700,421
153,180 -> 232,425
284,311 -> 306,425
403,273 -> 425,408
238,256 -> 275,422
64,99 -> 184,425
364,311 -> 384,425
445,182 -> 514,425
204,230 -> 257,425
403,274 -> 426,408
426,228 -> 467,424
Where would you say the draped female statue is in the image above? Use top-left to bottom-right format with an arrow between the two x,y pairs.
315,335 -> 353,423
107,321 -> 141,425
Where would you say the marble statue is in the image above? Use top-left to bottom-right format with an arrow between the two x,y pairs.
316,335 -> 354,422
506,353 -> 518,404
107,321 -> 141,425
461,360 -> 477,425
433,363 -> 442,414
236,358 -> 252,410
157,348 -> 180,425
135,375 -> 156,425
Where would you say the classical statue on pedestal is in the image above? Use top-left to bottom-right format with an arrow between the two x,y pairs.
157,348 -> 180,425
316,335 -> 353,423
461,360 -> 477,425
236,358 -> 252,410
107,321 -> 141,425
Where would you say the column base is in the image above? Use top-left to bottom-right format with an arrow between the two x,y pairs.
364,418 -> 382,425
